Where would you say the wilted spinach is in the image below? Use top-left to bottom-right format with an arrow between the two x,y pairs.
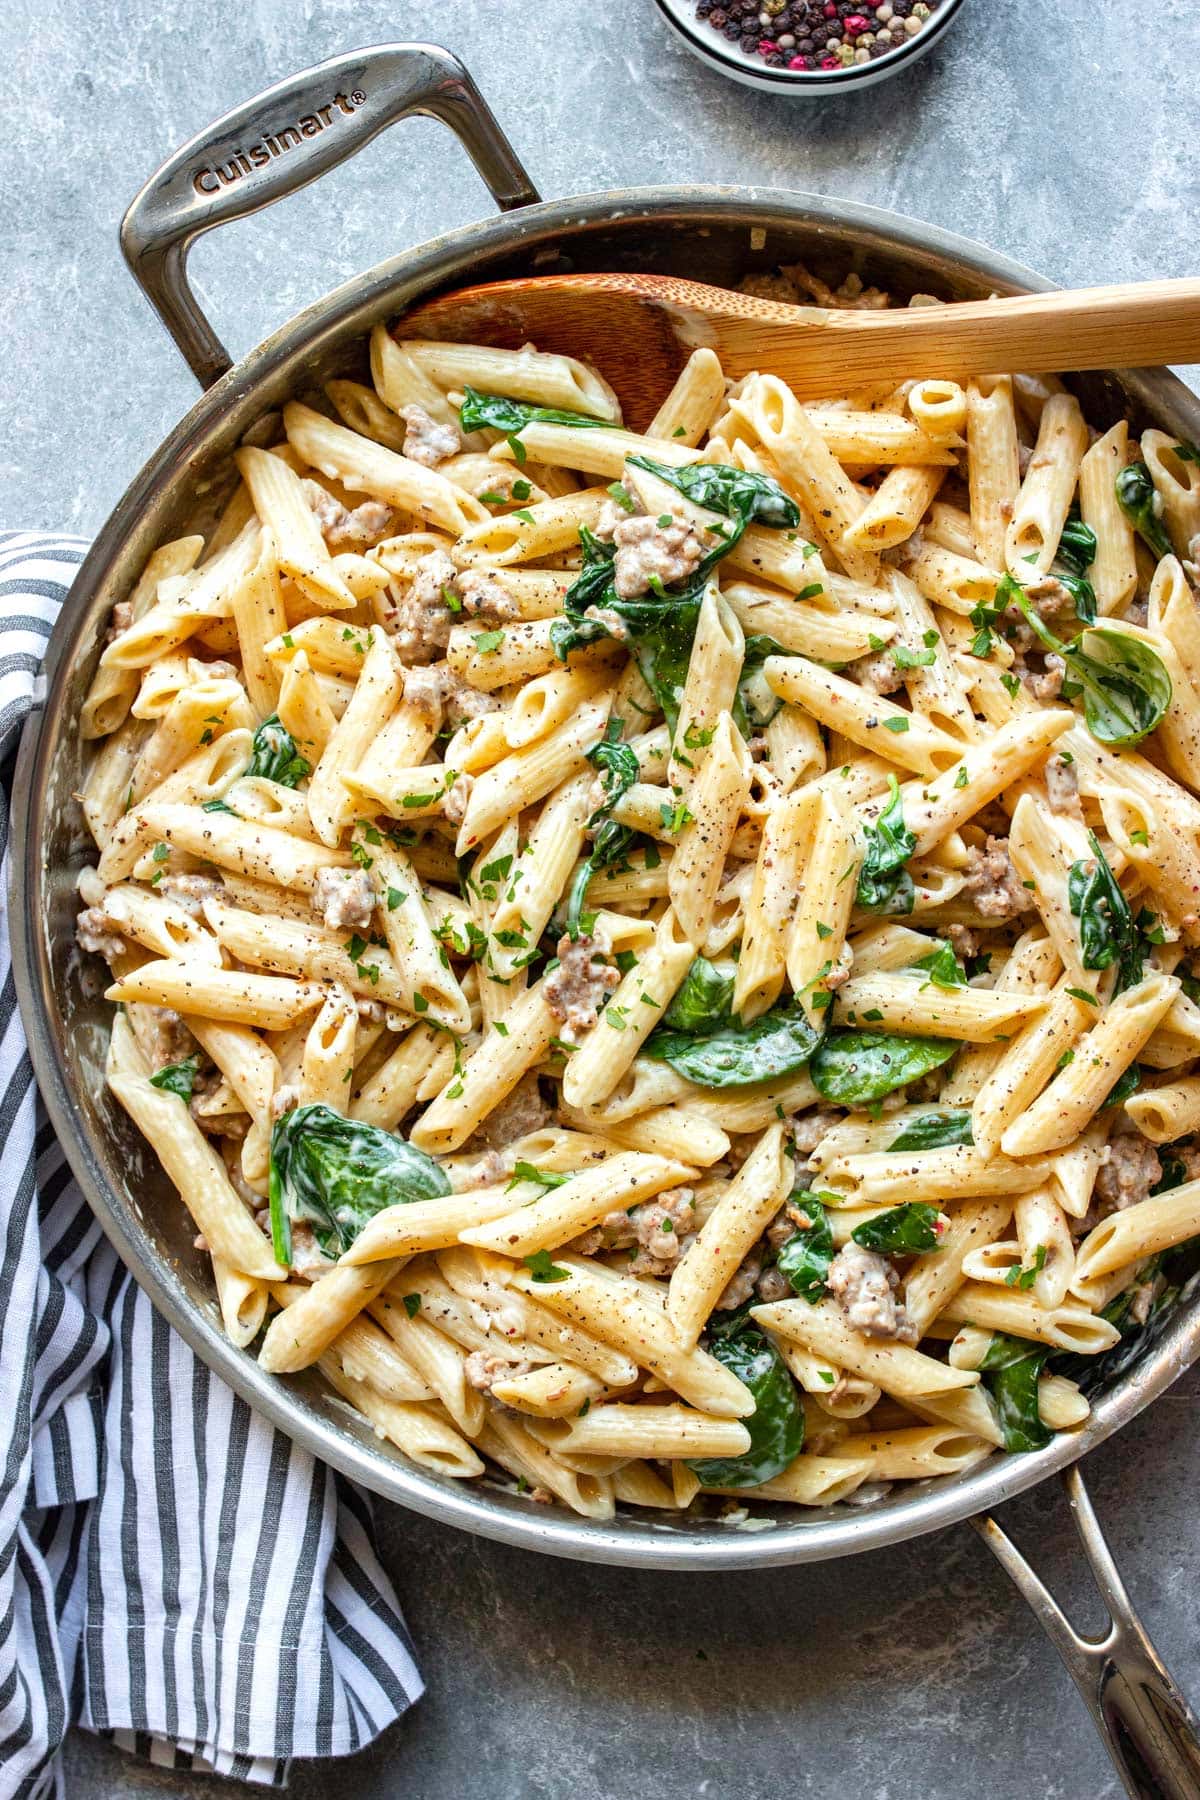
1103,1063 -> 1143,1110
550,458 -> 799,725
775,1195 -> 835,1302
268,1103 -> 450,1268
978,1332 -> 1052,1453
887,1110 -> 975,1151
1067,831 -> 1151,994
851,1203 -> 944,1254
148,1056 -> 200,1103
625,455 -> 801,532
1056,510 -> 1098,577
458,387 -> 618,444
1044,509 -> 1099,625
856,777 -> 915,916
245,715 -> 311,788
687,1324 -> 803,1488
646,999 -> 822,1088
550,527 -> 709,730
810,1031 -> 957,1106
734,633 -> 794,732
661,956 -> 735,1035
1115,461 -> 1173,561
564,724 -> 642,935
1004,575 -> 1171,749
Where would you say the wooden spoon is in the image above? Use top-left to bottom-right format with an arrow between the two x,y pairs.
397,272 -> 1200,429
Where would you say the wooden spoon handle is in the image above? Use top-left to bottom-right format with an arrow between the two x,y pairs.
706,279 -> 1200,391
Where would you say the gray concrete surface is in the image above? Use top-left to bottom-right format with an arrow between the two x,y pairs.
5,0 -> 1200,1793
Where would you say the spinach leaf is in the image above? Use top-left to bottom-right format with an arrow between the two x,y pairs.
988,1348 -> 1052,1452
626,585 -> 708,733
551,534 -> 709,730
1006,576 -> 1171,749
856,777 -> 915,916
913,941 -> 968,990
1057,510 -> 1098,576
1066,629 -> 1171,746
1048,509 -> 1098,623
458,387 -> 618,438
551,458 -> 799,705
645,999 -> 822,1089
564,723 -> 642,934
734,633 -> 793,732
1067,832 -> 1147,993
245,714 -> 311,787
564,825 -> 637,938
148,1056 -> 200,1103
775,1196 -> 834,1302
706,1297 -> 759,1341
810,1031 -> 957,1106
977,1331 -> 1042,1372
661,956 -> 735,1035
1116,461 -> 1173,561
1052,569 -> 1098,627
887,1110 -> 974,1151
1103,1063 -> 1142,1110
626,455 -> 801,531
687,1326 -> 803,1488
851,1203 -> 944,1254
588,722 -> 640,806
548,526 -> 623,663
268,1103 -> 450,1268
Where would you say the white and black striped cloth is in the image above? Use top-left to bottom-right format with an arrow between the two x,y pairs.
0,535 -> 423,1798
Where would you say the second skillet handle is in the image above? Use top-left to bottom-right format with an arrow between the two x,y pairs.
972,1464 -> 1200,1799
120,43 -> 540,390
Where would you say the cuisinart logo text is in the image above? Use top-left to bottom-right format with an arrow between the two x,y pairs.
191,88 -> 367,195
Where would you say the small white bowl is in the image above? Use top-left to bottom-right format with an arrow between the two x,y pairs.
654,0 -> 968,94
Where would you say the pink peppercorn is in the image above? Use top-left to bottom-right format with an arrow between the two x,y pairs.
788,52 -> 810,66
843,14 -> 869,35
820,52 -> 839,65
758,37 -> 777,52
823,3 -> 838,15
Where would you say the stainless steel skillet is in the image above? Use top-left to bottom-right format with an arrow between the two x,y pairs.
11,42 -> 1200,1794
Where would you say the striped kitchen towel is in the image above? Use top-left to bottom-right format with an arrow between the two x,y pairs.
0,534 -> 423,1799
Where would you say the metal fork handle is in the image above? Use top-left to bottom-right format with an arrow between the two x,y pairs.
972,1464 -> 1200,1798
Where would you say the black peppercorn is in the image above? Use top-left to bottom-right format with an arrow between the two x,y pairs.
694,0 -> 942,68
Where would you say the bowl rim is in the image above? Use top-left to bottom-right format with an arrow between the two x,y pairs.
14,180 -> 1200,1570
652,0 -> 968,90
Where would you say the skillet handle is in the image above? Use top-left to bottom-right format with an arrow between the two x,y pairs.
972,1464 -> 1200,1799
120,42 -> 540,389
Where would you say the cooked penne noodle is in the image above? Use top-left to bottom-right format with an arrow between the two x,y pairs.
1005,391 -> 1089,574
1079,421 -> 1138,616
668,1125 -> 790,1347
753,1298 -> 980,1397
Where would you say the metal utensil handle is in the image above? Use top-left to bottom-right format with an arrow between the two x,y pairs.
120,42 -> 540,389
972,1464 -> 1200,1798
